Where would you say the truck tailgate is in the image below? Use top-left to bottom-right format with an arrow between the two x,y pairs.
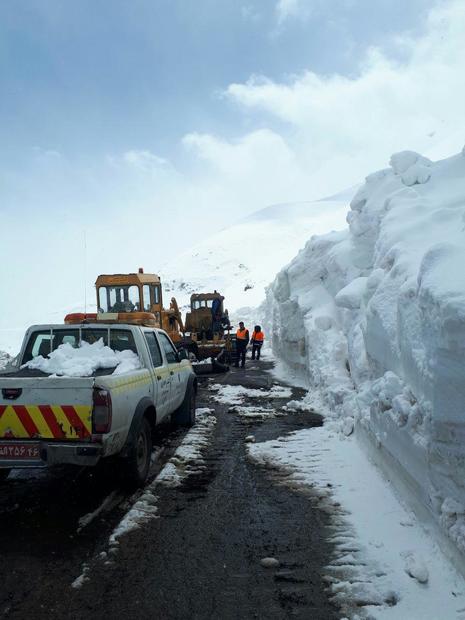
0,377 -> 94,441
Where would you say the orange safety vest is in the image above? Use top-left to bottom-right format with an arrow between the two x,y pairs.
251,331 -> 264,343
236,328 -> 249,340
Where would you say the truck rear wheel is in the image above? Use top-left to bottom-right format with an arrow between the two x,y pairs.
121,417 -> 152,488
171,384 -> 196,427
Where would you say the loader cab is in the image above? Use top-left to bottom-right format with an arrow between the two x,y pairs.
95,271 -> 163,326
185,292 -> 229,335
190,292 -> 223,313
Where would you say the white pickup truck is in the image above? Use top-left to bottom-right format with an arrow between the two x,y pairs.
0,323 -> 197,486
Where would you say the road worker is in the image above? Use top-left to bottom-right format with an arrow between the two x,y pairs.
250,325 -> 265,360
234,321 -> 249,368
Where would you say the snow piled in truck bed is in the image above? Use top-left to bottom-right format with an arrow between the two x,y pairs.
0,351 -> 11,370
23,339 -> 141,377
266,147 -> 465,563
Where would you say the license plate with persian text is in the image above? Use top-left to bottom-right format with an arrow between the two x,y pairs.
0,442 -> 41,460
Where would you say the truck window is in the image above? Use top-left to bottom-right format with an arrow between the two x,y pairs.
158,333 -> 178,364
144,332 -> 163,367
22,331 -> 53,363
52,330 -> 79,349
142,285 -> 161,311
110,329 -> 137,353
98,286 -> 141,313
22,328 -> 112,363
81,329 -> 108,346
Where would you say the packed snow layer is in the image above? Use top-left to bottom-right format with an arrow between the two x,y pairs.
23,339 -> 141,377
248,426 -> 465,619
266,148 -> 465,563
156,408 -> 217,487
209,383 -> 292,405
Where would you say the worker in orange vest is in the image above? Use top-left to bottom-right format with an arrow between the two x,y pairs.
235,321 -> 249,368
250,325 -> 265,361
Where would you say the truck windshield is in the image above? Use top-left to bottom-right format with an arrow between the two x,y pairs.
22,328 -> 136,363
192,299 -> 214,309
98,286 -> 141,313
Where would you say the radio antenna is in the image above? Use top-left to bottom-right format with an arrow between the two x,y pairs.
84,229 -> 87,314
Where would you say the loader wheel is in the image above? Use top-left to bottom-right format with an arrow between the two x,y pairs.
172,384 -> 196,428
0,469 -> 10,483
121,417 -> 152,488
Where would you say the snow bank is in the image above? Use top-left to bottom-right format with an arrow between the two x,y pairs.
266,147 -> 465,563
0,351 -> 12,371
248,426 -> 465,619
156,408 -> 217,487
22,339 -> 141,377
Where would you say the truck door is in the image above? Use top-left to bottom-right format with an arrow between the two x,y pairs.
157,332 -> 184,410
142,331 -> 170,419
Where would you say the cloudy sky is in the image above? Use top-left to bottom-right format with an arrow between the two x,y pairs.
1,0 -> 464,342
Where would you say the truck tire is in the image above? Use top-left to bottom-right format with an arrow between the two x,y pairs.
121,416 -> 152,488
0,469 -> 10,483
171,384 -> 196,427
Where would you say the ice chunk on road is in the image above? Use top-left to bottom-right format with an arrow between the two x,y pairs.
403,552 -> 429,584
260,557 -> 280,568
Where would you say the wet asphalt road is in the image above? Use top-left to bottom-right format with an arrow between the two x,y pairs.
0,360 -> 339,620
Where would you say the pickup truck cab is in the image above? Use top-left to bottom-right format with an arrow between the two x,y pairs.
0,323 -> 197,487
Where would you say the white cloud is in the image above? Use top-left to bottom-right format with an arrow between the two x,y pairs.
121,150 -> 168,170
274,0 -> 321,26
226,0 -> 465,188
31,146 -> 62,160
241,5 -> 260,22
275,0 -> 304,24
181,129 -> 308,211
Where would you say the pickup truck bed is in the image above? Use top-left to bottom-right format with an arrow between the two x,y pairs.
1,367 -> 116,378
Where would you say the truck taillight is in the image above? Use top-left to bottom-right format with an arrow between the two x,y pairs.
92,389 -> 112,434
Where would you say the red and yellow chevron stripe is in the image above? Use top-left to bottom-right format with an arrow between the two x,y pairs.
0,405 -> 92,440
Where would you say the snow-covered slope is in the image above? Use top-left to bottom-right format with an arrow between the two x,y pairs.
266,147 -> 465,561
0,197 -> 348,356
160,197 -> 349,313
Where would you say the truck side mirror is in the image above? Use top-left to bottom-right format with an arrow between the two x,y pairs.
177,348 -> 189,361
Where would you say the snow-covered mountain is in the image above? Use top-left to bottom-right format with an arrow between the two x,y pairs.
160,194 -> 350,314
0,193 -> 349,357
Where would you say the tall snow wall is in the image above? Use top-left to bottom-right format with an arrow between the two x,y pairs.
266,148 -> 465,556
